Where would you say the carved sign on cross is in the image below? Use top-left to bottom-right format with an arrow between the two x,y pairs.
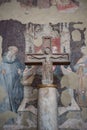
25,47 -> 70,85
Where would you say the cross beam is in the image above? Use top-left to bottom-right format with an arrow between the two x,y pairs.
25,53 -> 70,65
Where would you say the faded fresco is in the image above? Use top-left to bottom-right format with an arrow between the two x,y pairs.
56,0 -> 79,12
0,19 -> 87,129
15,0 -> 80,13
17,0 -> 80,10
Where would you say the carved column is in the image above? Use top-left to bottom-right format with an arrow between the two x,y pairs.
37,84 -> 59,130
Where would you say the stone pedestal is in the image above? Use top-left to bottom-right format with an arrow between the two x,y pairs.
37,84 -> 59,130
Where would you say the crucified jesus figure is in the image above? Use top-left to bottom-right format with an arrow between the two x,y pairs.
25,47 -> 70,85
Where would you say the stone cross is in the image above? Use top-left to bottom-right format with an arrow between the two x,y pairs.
25,48 -> 70,130
25,48 -> 70,84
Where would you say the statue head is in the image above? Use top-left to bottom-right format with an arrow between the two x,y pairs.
44,47 -> 51,55
52,46 -> 58,53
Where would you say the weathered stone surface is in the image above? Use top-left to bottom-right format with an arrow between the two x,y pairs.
58,96 -> 80,116
76,91 -> 87,107
67,111 -> 81,119
61,75 -> 69,88
31,89 -> 38,101
81,122 -> 87,130
61,89 -> 71,106
58,107 -> 69,116
81,108 -> 87,122
20,111 -> 37,127
18,70 -> 38,112
61,72 -> 79,89
59,118 -> 83,129
58,111 -> 68,125
16,110 -> 37,128
38,87 -> 58,130
18,102 -> 37,114
0,111 -> 17,129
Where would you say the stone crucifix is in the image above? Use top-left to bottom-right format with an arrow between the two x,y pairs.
25,47 -> 70,130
